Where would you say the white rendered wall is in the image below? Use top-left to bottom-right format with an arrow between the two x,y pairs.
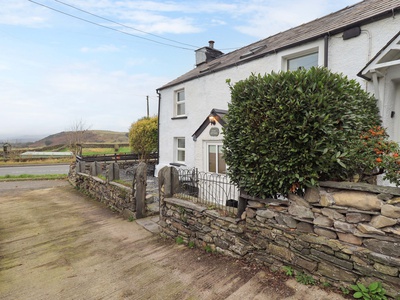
158,16 -> 400,172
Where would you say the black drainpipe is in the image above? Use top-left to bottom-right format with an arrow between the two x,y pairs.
324,35 -> 329,68
156,89 -> 161,166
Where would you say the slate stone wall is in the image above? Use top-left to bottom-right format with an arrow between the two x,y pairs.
69,163 -> 135,217
160,181 -> 400,298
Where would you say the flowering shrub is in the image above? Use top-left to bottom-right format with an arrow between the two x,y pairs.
349,125 -> 400,185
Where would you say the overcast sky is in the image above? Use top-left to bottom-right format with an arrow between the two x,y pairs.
0,0 -> 360,140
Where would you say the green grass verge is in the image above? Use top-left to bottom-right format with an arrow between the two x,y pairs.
0,174 -> 68,181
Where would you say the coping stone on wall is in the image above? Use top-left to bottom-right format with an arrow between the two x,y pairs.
164,197 -> 206,213
319,181 -> 400,196
332,191 -> 383,211
304,186 -> 320,203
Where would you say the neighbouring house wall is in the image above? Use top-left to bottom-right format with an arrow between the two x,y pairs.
69,164 -> 136,217
159,181 -> 400,298
328,16 -> 400,88
327,16 -> 400,144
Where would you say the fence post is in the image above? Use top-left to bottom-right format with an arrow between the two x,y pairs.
107,163 -> 120,181
158,166 -> 179,211
135,162 -> 147,219
90,161 -> 101,176
76,161 -> 86,173
237,189 -> 248,218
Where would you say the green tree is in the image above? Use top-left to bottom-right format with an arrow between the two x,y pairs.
129,116 -> 158,161
223,67 -> 383,198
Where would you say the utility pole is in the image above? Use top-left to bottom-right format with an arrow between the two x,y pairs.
146,95 -> 149,118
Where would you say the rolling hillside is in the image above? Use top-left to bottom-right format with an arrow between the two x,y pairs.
29,130 -> 129,148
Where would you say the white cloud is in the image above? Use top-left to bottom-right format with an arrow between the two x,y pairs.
232,0 -> 361,38
0,59 -> 167,136
0,1 -> 49,26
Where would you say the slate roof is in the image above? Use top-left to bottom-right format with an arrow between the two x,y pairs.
158,0 -> 400,90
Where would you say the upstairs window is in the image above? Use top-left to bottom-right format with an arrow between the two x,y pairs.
287,52 -> 318,71
175,89 -> 185,116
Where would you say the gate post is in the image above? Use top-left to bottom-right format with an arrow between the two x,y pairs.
76,161 -> 86,173
107,163 -> 120,181
238,189 -> 248,218
134,162 -> 147,219
90,162 -> 101,176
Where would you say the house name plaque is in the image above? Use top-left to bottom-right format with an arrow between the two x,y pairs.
209,127 -> 220,136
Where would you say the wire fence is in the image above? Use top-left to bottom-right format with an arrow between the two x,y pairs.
174,168 -> 240,214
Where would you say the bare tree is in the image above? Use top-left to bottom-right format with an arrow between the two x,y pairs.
66,119 -> 91,157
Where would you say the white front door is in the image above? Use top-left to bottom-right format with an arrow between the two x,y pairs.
206,143 -> 226,174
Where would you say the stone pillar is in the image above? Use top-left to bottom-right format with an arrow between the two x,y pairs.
134,162 -> 147,219
76,161 -> 86,173
90,162 -> 102,176
107,163 -> 120,181
158,166 -> 180,201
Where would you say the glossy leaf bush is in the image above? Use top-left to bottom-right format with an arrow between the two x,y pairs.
223,67 -> 382,197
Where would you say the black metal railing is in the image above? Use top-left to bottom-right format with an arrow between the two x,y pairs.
175,168 -> 239,214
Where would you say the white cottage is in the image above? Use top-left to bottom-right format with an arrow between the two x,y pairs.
156,0 -> 400,176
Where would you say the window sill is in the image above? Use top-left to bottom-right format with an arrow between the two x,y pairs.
171,116 -> 187,120
170,162 -> 186,167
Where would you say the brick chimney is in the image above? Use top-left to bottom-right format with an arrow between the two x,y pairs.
195,40 -> 223,67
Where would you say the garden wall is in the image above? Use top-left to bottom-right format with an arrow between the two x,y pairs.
69,163 -> 136,219
159,181 -> 400,298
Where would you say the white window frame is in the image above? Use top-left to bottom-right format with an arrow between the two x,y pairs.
279,40 -> 325,71
175,89 -> 185,117
206,142 -> 226,174
175,137 -> 186,163
287,52 -> 318,71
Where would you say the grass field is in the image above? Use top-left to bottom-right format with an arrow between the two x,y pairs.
82,147 -> 131,156
0,145 -> 132,166
0,157 -> 74,166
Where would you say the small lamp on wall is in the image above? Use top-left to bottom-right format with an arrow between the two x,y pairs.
209,116 -> 216,125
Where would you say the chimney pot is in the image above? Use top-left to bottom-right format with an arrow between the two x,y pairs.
208,40 -> 215,48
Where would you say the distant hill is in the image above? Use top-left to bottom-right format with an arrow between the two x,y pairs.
29,130 -> 129,148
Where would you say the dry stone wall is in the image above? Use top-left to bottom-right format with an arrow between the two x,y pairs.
69,163 -> 136,218
160,181 -> 400,298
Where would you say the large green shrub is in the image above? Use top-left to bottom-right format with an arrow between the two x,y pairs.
128,116 -> 158,161
223,67 -> 381,197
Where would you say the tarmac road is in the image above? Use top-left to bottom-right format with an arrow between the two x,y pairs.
0,180 -> 347,300
0,164 -> 70,176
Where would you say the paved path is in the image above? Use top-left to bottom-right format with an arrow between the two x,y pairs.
0,180 -> 347,300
